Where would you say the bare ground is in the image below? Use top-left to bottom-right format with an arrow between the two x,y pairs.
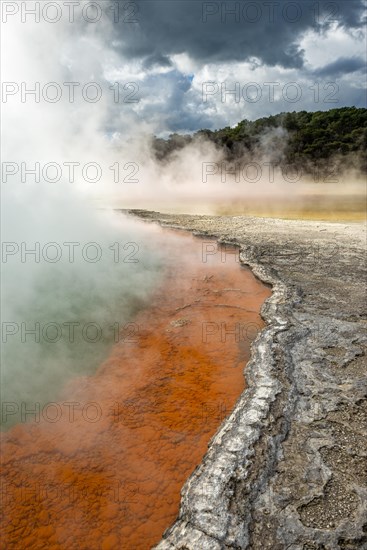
124,210 -> 367,550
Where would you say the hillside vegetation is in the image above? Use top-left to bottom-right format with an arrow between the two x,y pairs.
153,107 -> 367,176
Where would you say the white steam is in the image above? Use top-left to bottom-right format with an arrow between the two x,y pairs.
1,5 -> 168,428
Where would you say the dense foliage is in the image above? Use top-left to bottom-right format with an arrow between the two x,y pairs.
153,107 -> 367,175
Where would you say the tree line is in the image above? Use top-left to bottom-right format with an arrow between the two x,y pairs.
153,107 -> 367,176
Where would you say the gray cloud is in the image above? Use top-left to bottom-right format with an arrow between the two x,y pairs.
143,53 -> 173,69
98,0 -> 367,133
314,56 -> 366,77
109,0 -> 366,69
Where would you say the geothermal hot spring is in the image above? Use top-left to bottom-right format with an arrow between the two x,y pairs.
1,213 -> 271,550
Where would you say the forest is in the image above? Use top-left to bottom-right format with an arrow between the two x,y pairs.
153,107 -> 367,176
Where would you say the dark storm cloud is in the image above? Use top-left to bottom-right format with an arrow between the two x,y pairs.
110,0 -> 366,69
143,53 -> 173,69
314,56 -> 367,77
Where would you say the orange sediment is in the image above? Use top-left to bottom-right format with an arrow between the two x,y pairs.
1,230 -> 271,550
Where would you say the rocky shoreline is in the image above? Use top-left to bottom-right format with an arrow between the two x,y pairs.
123,210 -> 367,550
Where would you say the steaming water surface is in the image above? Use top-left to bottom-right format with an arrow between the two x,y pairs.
1,209 -> 169,429
1,227 -> 271,549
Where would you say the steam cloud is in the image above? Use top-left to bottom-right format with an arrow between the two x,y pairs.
1,5 -> 170,428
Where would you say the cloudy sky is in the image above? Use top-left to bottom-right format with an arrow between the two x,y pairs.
96,0 -> 367,134
2,0 -> 366,140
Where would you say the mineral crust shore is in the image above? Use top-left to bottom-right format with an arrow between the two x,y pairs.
125,210 -> 367,550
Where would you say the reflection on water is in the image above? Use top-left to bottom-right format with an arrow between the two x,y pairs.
1,230 -> 271,550
214,191 -> 367,221
100,182 -> 367,222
